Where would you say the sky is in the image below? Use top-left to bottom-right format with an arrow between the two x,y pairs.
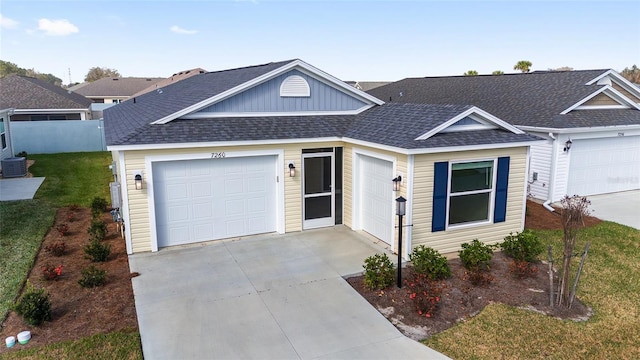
1,0 -> 639,84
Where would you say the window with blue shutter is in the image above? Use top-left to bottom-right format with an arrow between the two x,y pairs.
432,156 -> 510,232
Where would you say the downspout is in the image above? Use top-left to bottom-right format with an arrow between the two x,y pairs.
543,132 -> 557,212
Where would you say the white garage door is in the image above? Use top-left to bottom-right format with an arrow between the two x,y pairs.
568,136 -> 640,196
359,155 -> 393,245
153,156 -> 277,248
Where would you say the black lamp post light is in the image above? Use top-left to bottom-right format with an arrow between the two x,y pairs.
395,196 -> 410,288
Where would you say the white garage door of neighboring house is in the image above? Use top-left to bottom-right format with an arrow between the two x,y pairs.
359,154 -> 394,245
153,156 -> 277,248
568,136 -> 640,196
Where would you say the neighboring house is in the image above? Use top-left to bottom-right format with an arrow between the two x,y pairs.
72,77 -> 163,103
368,70 -> 640,205
130,68 -> 207,98
0,108 -> 15,162
0,75 -> 92,121
104,59 -> 541,256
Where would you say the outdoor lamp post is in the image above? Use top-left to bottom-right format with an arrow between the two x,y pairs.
396,196 -> 406,288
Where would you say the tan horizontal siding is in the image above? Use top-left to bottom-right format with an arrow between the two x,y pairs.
583,93 -> 619,106
411,147 -> 527,255
612,82 -> 640,103
124,141 -> 343,253
342,144 -> 353,228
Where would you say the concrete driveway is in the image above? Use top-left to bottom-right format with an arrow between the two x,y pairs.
129,227 -> 448,359
587,190 -> 640,229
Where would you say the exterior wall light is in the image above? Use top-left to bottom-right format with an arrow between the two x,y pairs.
134,171 -> 143,190
564,139 -> 572,152
392,175 -> 402,191
288,162 -> 296,177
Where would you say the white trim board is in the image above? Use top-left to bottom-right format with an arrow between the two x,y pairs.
415,106 -> 523,140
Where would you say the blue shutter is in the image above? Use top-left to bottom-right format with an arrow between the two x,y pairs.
432,162 -> 449,232
494,157 -> 510,223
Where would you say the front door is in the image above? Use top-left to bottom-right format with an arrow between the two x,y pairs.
303,151 -> 334,229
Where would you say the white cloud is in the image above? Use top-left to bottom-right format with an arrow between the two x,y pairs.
0,14 -> 19,29
37,18 -> 79,36
170,25 -> 198,35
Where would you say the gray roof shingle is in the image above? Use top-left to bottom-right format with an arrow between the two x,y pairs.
367,70 -> 640,129
0,75 -> 92,109
73,77 -> 164,97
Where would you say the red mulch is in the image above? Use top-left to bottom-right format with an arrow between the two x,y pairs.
346,199 -> 600,341
0,207 -> 138,354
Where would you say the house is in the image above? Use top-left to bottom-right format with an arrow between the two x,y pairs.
104,59 -> 541,256
72,77 -> 163,104
345,81 -> 391,91
368,70 -> 640,205
0,75 -> 92,121
130,68 -> 207,98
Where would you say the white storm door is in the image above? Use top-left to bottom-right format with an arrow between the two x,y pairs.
153,156 -> 277,248
303,152 -> 334,229
360,154 -> 394,245
567,136 -> 640,196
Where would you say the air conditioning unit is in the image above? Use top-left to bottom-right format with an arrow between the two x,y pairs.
1,157 -> 27,178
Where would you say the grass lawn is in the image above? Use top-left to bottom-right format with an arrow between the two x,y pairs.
424,221 -> 640,359
0,151 -> 141,359
0,331 -> 142,360
28,152 -> 113,207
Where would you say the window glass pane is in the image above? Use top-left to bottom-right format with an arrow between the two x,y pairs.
449,192 -> 490,225
304,156 -> 331,195
304,196 -> 331,220
0,117 -> 4,133
1,133 -> 6,149
451,161 -> 493,192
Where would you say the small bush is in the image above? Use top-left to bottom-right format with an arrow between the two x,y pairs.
406,273 -> 446,318
42,264 -> 64,281
500,230 -> 544,263
78,265 -> 107,288
509,259 -> 540,278
465,270 -> 495,286
55,223 -> 70,236
88,218 -> 108,241
84,240 -> 111,262
69,204 -> 80,211
363,253 -> 395,290
459,239 -> 494,272
409,245 -> 451,280
90,197 -> 108,218
16,151 -> 28,158
67,212 -> 75,222
13,283 -> 52,326
44,241 -> 66,256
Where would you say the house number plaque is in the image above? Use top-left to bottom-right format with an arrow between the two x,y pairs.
211,152 -> 226,158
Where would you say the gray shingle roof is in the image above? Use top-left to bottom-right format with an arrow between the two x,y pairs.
104,60 -> 297,144
0,75 -> 92,109
73,77 -> 164,97
367,70 -> 640,129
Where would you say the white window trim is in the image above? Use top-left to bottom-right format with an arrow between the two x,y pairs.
445,158 -> 497,230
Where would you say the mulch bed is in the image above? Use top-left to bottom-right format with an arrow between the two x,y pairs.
346,199 -> 601,341
0,207 -> 138,354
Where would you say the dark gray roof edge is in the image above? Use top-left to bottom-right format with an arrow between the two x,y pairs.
17,75 -> 92,107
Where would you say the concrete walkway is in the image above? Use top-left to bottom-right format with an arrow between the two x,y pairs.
129,227 -> 449,359
587,190 -> 640,229
0,177 -> 45,201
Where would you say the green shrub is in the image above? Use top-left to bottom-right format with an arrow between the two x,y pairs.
459,239 -> 494,272
406,273 -> 446,318
16,151 -> 28,158
363,253 -> 395,290
78,265 -> 107,288
500,230 -> 544,262
88,218 -> 108,241
84,239 -> 111,262
409,245 -> 451,280
13,282 -> 52,326
90,197 -> 108,218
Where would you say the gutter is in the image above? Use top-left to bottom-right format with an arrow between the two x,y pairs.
543,132 -> 556,212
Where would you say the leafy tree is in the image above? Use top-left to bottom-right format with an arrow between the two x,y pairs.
0,60 -> 62,85
85,67 -> 121,82
621,65 -> 640,83
492,70 -> 504,75
0,60 -> 27,77
463,70 -> 478,76
513,60 -> 532,73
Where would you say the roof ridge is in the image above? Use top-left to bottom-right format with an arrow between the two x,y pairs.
204,59 -> 296,75
404,69 -> 610,80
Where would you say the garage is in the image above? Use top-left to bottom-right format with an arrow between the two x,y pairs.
359,154 -> 394,245
152,156 -> 277,248
567,136 -> 640,196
